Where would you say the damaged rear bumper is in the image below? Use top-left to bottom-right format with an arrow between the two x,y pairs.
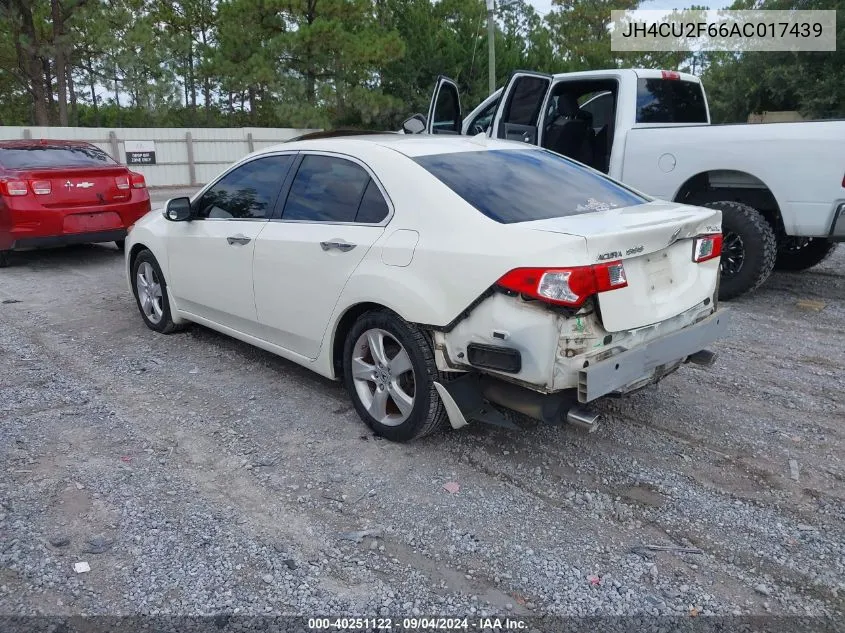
577,309 -> 729,403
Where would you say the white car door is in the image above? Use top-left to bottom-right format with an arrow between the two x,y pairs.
426,76 -> 462,135
252,152 -> 390,359
166,153 -> 296,330
490,71 -> 553,145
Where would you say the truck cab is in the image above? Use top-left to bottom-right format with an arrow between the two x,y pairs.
411,69 -> 843,300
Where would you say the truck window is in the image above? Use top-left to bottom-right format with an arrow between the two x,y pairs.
635,78 -> 707,124
580,92 -> 614,130
504,76 -> 548,126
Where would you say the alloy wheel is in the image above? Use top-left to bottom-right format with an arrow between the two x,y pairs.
136,261 -> 164,325
720,231 -> 745,277
351,328 -> 416,427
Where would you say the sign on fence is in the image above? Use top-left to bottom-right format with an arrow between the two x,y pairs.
125,140 -> 157,165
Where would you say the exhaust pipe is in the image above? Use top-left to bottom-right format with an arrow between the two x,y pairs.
565,406 -> 602,432
476,375 -> 602,431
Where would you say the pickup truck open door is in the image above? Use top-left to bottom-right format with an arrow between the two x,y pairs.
490,71 -> 553,145
425,75 -> 462,134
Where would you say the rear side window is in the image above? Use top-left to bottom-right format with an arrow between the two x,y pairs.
413,149 -> 647,224
636,79 -> 707,124
0,145 -> 117,169
282,155 -> 389,223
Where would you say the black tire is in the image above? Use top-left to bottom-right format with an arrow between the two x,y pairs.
702,201 -> 777,301
0,251 -> 9,268
342,310 -> 448,443
115,239 -> 126,251
130,249 -> 183,334
774,237 -> 837,271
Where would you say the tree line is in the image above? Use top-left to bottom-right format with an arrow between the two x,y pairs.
0,0 -> 842,130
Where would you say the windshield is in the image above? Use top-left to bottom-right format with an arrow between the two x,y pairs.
0,145 -> 118,169
413,148 -> 648,224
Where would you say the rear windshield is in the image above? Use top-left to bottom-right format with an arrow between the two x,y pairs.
636,78 -> 708,124
0,145 -> 117,169
413,149 -> 647,224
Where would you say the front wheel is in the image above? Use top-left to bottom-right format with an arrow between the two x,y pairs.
130,249 -> 183,334
342,310 -> 448,443
702,201 -> 777,301
774,237 -> 837,271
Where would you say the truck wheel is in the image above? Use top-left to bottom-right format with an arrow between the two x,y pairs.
702,201 -> 776,301
774,237 -> 837,271
342,310 -> 449,443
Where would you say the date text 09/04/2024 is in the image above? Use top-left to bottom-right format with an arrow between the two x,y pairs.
307,617 -> 528,630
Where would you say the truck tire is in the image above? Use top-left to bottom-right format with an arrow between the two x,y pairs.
702,201 -> 776,301
774,237 -> 837,271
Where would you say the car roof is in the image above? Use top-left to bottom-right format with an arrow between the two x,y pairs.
0,139 -> 98,150
263,134 -> 533,158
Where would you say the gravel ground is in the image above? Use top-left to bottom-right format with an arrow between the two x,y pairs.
0,240 -> 843,622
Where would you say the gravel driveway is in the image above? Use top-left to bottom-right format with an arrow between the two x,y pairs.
1,240 -> 843,623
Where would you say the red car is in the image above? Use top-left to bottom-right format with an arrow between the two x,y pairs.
0,140 -> 151,267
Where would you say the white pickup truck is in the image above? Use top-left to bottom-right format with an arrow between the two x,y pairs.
403,69 -> 845,299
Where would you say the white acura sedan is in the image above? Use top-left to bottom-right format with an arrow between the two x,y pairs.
125,134 -> 729,442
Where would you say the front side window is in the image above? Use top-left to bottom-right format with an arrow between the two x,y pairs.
195,154 -> 294,219
282,155 -> 389,223
467,97 -> 499,135
414,148 -> 647,224
432,84 -> 461,133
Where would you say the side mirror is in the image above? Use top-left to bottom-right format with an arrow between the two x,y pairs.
402,114 -> 427,135
164,197 -> 192,222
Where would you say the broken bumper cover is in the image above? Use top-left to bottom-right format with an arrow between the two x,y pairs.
577,309 -> 729,403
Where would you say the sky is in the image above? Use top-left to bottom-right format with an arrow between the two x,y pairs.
526,0 -> 736,17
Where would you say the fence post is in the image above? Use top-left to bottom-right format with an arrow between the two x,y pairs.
109,131 -> 120,163
186,132 -> 197,186
22,128 -> 32,139
247,132 -> 255,153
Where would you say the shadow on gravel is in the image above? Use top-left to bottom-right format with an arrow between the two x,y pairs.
3,243 -> 123,271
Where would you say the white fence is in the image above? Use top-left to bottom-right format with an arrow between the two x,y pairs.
0,126 -> 320,187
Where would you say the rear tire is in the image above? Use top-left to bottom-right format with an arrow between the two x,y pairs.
774,237 -> 836,271
0,251 -> 9,268
130,249 -> 183,334
342,310 -> 448,443
115,240 -> 126,251
702,201 -> 777,301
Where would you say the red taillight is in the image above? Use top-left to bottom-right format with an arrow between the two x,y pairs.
661,70 -> 680,80
496,261 -> 628,308
30,180 -> 51,195
115,175 -> 130,190
692,233 -> 723,263
1,180 -> 29,196
130,172 -> 146,189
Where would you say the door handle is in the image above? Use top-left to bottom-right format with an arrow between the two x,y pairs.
320,240 -> 356,252
227,235 -> 251,245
